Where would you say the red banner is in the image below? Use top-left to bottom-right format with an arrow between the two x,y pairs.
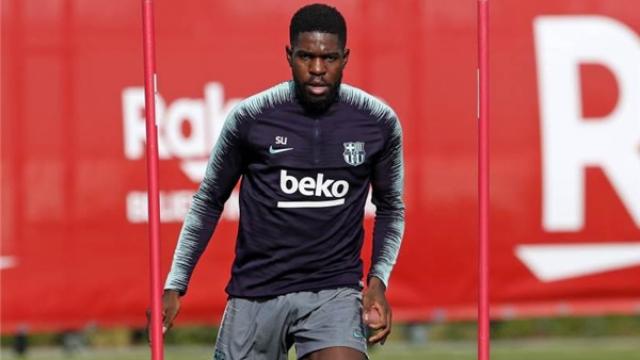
2,0 -> 640,333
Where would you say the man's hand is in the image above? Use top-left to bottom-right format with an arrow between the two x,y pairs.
146,290 -> 181,344
362,277 -> 392,345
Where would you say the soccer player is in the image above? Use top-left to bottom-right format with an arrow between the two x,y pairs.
158,4 -> 404,359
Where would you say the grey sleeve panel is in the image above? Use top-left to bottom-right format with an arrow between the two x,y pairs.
369,111 -> 405,289
164,82 -> 294,296
339,84 -> 406,288
164,108 -> 247,296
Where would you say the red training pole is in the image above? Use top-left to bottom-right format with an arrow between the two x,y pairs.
141,0 -> 164,359
477,0 -> 490,360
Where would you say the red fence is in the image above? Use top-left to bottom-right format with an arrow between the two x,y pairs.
2,0 -> 640,332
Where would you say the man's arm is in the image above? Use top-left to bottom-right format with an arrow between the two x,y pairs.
363,113 -> 405,345
164,110 -> 247,295
157,109 -> 248,334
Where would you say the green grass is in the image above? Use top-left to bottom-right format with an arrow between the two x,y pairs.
2,338 -> 639,360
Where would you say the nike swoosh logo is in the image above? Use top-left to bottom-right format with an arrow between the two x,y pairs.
269,146 -> 294,154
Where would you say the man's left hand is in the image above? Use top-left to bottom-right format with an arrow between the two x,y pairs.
362,276 -> 392,345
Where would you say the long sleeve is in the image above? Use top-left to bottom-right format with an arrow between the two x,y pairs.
368,114 -> 405,288
164,110 -> 247,296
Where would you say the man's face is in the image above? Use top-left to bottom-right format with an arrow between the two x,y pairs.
287,32 -> 349,113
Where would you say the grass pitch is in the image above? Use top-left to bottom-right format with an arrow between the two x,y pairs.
2,338 -> 639,360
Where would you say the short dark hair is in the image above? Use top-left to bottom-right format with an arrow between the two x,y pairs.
289,4 -> 347,48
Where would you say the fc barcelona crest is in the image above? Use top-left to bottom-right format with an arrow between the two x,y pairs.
343,142 -> 366,166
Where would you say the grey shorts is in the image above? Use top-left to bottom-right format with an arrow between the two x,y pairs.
213,287 -> 367,360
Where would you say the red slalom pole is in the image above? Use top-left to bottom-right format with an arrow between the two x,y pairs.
477,0 -> 490,360
141,0 -> 163,359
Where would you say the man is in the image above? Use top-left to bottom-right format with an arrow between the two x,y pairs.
159,4 -> 404,359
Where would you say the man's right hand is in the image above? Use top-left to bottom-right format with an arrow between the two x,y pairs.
146,290 -> 181,344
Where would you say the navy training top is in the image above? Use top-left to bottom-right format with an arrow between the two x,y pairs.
165,81 -> 405,298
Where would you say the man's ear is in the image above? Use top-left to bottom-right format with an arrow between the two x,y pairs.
286,46 -> 293,67
342,48 -> 350,67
